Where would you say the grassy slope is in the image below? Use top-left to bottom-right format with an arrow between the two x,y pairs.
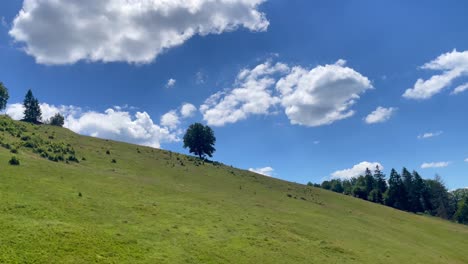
0,118 -> 467,264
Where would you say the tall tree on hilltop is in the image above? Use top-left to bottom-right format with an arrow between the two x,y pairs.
183,123 -> 216,159
374,165 -> 387,193
23,89 -> 42,123
372,165 -> 387,204
401,168 -> 414,211
425,175 -> 454,219
0,82 -> 9,112
385,169 -> 407,210
364,168 -> 375,195
410,171 -> 425,212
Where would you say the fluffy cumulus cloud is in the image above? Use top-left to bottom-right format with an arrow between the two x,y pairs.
465,158 -> 468,163
160,110 -> 180,130
403,50 -> 468,99
180,103 -> 197,118
331,161 -> 383,180
201,61 -> 289,126
6,103 -> 178,148
417,131 -> 443,139
9,0 -> 269,64
201,60 -> 373,127
421,162 -> 450,169
364,106 -> 397,124
249,166 -> 274,177
276,60 -> 373,126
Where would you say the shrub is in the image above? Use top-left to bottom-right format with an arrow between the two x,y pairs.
67,155 -> 79,163
111,159 -> 117,163
49,113 -> 65,127
10,149 -> 18,154
9,156 -> 20,165
106,150 -> 111,155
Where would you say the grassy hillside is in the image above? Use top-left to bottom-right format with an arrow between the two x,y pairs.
0,116 -> 467,264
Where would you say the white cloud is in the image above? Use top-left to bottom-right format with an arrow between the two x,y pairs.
6,103 -> 178,148
403,50 -> 468,99
464,158 -> 468,163
201,59 -> 372,127
166,78 -> 176,88
421,162 -> 450,169
160,110 -> 180,130
201,61 -> 289,126
180,103 -> 197,118
417,131 -> 443,139
451,83 -> 468,95
5,103 -> 25,120
364,106 -> 397,124
249,166 -> 274,177
331,161 -> 383,180
10,0 -> 269,65
277,60 -> 373,127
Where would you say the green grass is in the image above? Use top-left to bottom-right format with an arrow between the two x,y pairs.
0,116 -> 467,263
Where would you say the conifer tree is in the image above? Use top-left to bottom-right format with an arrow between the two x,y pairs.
385,169 -> 407,210
364,168 -> 375,196
23,89 -> 42,123
372,165 -> 387,204
402,168 -> 414,211
411,171 -> 425,212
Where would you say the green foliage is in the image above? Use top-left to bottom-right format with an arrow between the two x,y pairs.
373,165 -> 387,197
425,175 -> 454,219
9,156 -> 20,165
183,123 -> 216,159
49,113 -> 65,127
454,196 -> 468,224
330,179 -> 344,193
0,82 -> 9,111
23,89 -> 42,123
386,169 -> 407,210
321,180 -> 332,190
352,177 -> 368,199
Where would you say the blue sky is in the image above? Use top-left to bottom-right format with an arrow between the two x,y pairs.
0,0 -> 467,189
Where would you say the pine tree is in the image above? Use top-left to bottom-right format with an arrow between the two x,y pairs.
401,168 -> 413,211
385,169 -> 407,210
23,89 -> 42,123
411,171 -> 425,212
364,168 -> 375,196
372,165 -> 387,204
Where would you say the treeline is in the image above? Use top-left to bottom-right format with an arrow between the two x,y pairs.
309,166 -> 468,225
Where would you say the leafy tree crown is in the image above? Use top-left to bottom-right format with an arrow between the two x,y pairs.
183,123 -> 216,159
